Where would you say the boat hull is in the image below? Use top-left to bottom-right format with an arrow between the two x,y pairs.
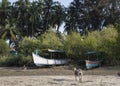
32,53 -> 68,67
86,60 -> 101,69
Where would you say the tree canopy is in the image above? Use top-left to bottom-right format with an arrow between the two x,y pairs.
0,0 -> 119,37
64,0 -> 120,34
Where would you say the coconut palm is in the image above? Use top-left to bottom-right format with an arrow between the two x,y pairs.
64,0 -> 84,34
0,0 -> 10,26
0,19 -> 21,50
40,0 -> 65,32
0,20 -> 18,41
50,2 -> 66,32
12,0 -> 31,36
64,0 -> 120,34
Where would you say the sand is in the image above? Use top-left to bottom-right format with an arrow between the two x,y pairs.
0,75 -> 120,86
0,66 -> 119,86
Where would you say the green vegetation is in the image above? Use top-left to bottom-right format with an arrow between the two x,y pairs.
0,0 -> 120,67
1,25 -> 120,66
0,39 -> 9,55
20,37 -> 41,56
0,54 -> 33,66
40,29 -> 63,49
63,25 -> 120,66
64,31 -> 84,59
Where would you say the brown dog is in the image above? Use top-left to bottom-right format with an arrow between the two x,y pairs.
73,67 -> 83,82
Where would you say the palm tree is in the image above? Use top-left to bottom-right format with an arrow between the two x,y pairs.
0,19 -> 19,48
29,0 -> 66,36
65,0 -> 120,35
49,2 -> 66,32
13,0 -> 31,36
64,0 -> 83,34
0,0 -> 10,26
30,0 -> 40,36
39,0 -> 66,33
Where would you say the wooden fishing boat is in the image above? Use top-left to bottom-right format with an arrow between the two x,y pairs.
32,49 -> 68,67
85,51 -> 103,69
85,60 -> 101,69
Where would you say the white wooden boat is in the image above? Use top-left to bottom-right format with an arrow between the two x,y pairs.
32,49 -> 68,67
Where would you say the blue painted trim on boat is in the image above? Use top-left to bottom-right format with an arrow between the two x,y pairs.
86,63 -> 99,69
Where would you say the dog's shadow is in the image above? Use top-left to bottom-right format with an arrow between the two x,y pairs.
53,78 -> 71,82
53,79 -> 65,81
82,80 -> 93,83
48,78 -> 72,85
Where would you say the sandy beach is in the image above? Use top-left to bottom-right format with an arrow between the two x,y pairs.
0,66 -> 119,86
0,75 -> 120,86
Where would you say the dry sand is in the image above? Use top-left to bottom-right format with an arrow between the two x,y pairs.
0,66 -> 119,86
0,75 -> 120,86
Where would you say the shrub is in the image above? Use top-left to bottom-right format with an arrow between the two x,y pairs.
20,37 -> 41,56
40,29 -> 63,49
64,31 -> 84,59
20,55 -> 34,67
0,54 -> 34,67
99,25 -> 118,55
83,31 -> 102,52
0,39 -> 10,55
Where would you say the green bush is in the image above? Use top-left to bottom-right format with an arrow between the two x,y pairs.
20,37 -> 41,56
64,31 -> 84,59
40,29 -> 64,49
20,55 -> 34,66
0,54 -> 34,67
83,31 -> 102,52
114,24 -> 120,56
0,39 -> 10,55
63,25 -> 119,66
104,56 -> 120,66
99,25 -> 118,55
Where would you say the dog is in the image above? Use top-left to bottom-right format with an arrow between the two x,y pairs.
73,67 -> 83,82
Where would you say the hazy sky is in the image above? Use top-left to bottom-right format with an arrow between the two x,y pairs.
0,0 -> 73,7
